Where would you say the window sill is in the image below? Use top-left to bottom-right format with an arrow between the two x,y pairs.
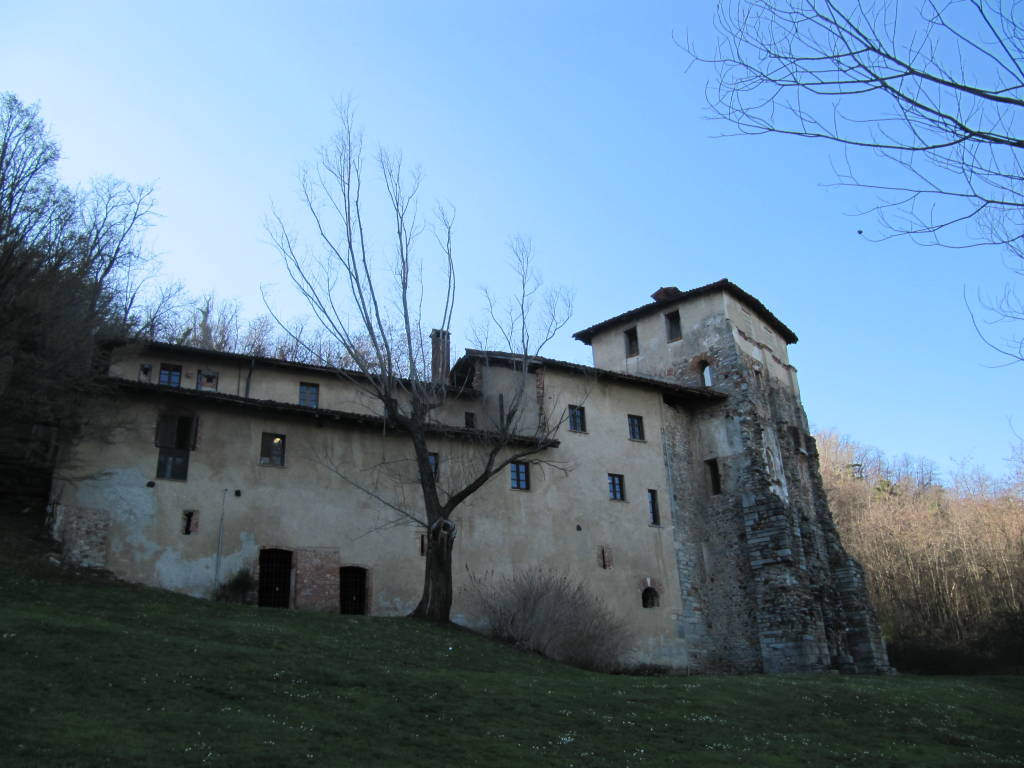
628,438 -> 646,443
609,498 -> 627,503
258,463 -> 287,469
666,336 -> 681,343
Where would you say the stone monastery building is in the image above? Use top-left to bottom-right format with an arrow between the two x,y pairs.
50,279 -> 890,673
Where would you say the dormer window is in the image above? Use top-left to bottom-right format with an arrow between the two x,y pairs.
624,327 -> 639,358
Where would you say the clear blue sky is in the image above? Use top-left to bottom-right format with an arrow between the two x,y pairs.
4,0 -> 1019,480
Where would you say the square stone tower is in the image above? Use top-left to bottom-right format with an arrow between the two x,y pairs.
575,280 -> 890,673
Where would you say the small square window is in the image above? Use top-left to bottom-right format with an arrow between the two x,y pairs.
260,433 -> 286,467
510,461 -> 530,490
299,382 -> 319,408
608,473 -> 626,501
568,404 -> 586,433
705,458 -> 722,495
197,370 -> 219,392
158,364 -> 182,388
647,489 -> 660,526
627,414 -> 645,441
665,310 -> 681,341
624,327 -> 639,357
464,412 -> 476,429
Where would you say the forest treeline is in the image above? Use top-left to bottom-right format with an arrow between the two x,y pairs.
817,431 -> 1024,673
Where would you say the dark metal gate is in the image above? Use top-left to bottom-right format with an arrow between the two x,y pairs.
258,548 -> 292,608
339,566 -> 367,615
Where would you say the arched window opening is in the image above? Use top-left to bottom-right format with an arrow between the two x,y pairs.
641,587 -> 660,608
700,362 -> 713,387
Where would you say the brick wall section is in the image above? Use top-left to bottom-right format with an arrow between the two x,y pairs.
292,548 -> 341,611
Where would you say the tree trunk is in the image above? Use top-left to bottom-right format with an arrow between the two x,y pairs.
411,518 -> 455,622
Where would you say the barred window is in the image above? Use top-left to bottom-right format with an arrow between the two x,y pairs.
608,473 -> 625,501
299,382 -> 319,408
568,404 -> 586,433
627,414 -> 645,441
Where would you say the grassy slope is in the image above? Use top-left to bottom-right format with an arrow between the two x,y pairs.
1,528 -> 1022,767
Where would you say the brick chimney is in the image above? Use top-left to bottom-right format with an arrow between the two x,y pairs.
651,286 -> 683,302
430,329 -> 451,383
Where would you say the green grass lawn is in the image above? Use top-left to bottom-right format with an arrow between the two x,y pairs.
1,527 -> 1021,767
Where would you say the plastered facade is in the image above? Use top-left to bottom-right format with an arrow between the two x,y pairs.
51,280 -> 889,673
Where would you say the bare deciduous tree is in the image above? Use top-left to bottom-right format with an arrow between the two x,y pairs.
692,0 -> 1024,359
266,105 -> 572,623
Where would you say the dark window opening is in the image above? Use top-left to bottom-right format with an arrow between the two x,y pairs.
181,510 -> 198,535
419,533 -> 427,556
568,404 -> 586,432
138,363 -> 152,382
258,548 -> 292,608
665,310 -> 681,341
624,327 -> 639,357
464,411 -> 476,429
299,382 -> 319,408
627,414 -> 645,441
197,370 -> 219,392
339,566 -> 368,615
642,587 -> 660,608
510,461 -> 530,490
608,473 -> 626,501
155,413 -> 196,481
705,458 -> 722,495
647,489 -> 660,526
260,433 -> 286,467
158,364 -> 182,388
428,452 -> 440,480
599,546 -> 612,569
700,362 -> 714,387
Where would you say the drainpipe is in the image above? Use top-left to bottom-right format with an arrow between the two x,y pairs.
214,488 -> 228,587
244,357 -> 255,398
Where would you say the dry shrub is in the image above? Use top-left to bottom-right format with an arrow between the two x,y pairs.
469,570 -> 634,672
818,431 -> 1024,673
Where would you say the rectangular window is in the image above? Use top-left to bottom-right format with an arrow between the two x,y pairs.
510,461 -> 530,490
428,452 -> 440,480
182,510 -> 198,535
155,413 -> 196,480
158,364 -> 182,388
624,327 -> 639,357
598,545 -> 612,569
608,473 -> 626,501
665,310 -> 681,341
299,382 -> 319,408
196,370 -> 218,392
419,533 -> 427,556
260,433 -> 286,467
627,414 -> 645,441
464,412 -> 476,429
647,490 -> 660,526
705,458 -> 722,495
568,404 -> 586,433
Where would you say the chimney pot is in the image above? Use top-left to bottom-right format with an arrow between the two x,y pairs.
651,286 -> 683,302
